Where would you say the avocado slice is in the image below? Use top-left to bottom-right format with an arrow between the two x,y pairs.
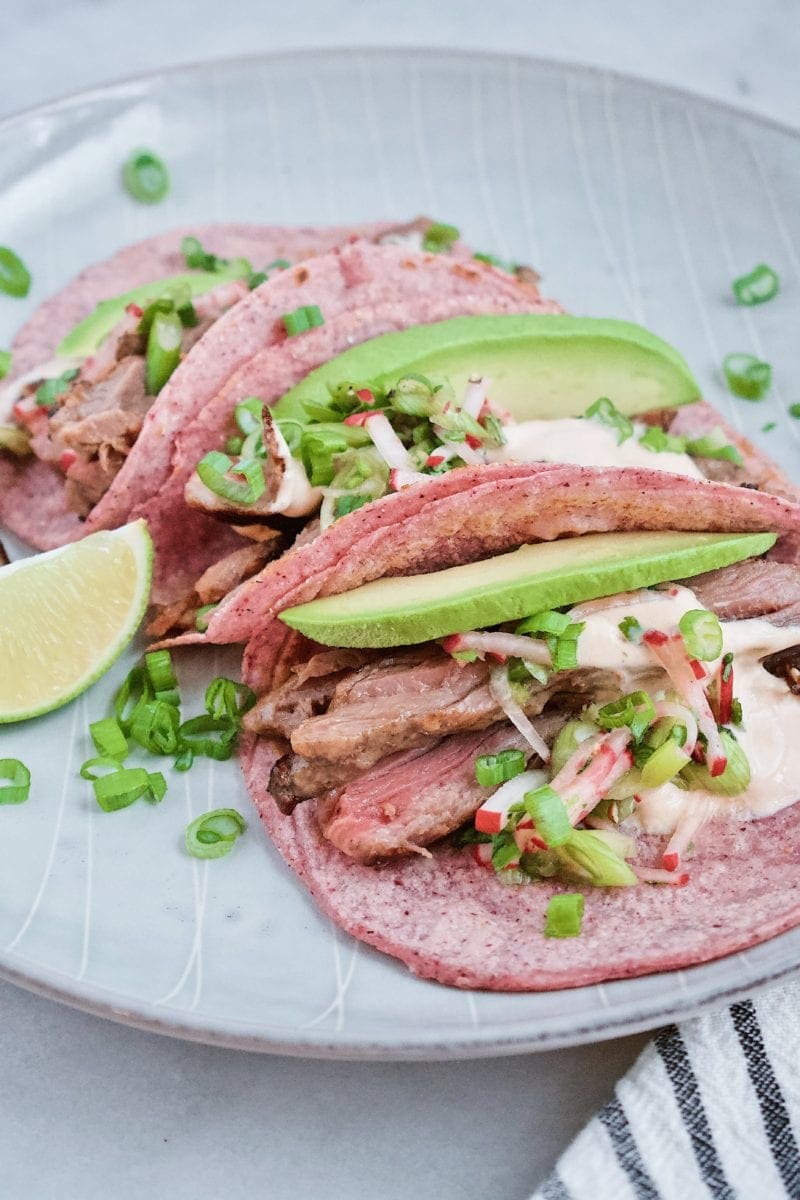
272,315 -> 700,424
280,530 -> 776,648
57,262 -> 250,359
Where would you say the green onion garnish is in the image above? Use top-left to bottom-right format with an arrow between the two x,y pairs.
89,718 -> 128,762
762,422 -> 776,433
35,368 -> 79,409
234,397 -> 264,435
638,426 -> 687,454
225,436 -> 244,455
722,353 -> 772,400
196,450 -> 266,506
639,731 -> 691,788
205,677 -> 255,722
182,236 -> 225,272
177,715 -> 238,761
474,748 -> 526,788
0,247 -> 31,298
524,786 -> 572,847
185,808 -> 246,859
144,649 -> 178,696
732,263 -> 779,306
516,610 -> 571,637
730,698 -> 744,727
679,609 -> 723,661
684,433 -> 743,466
790,404 -> 800,420
266,259 -> 291,271
145,310 -> 183,395
422,222 -> 460,253
333,493 -> 371,519
618,616 -> 643,643
81,760 -> 163,812
282,305 -> 325,336
121,149 -> 170,205
584,396 -> 634,445
195,603 -> 217,632
130,700 -> 181,755
544,893 -> 584,938
597,691 -> 656,741
0,758 -> 31,805
473,252 -> 517,273
247,271 -> 268,290
0,349 -> 11,378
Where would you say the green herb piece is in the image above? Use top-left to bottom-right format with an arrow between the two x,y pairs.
181,236 -> 225,272
121,149 -> 170,204
205,677 -> 255,722
638,426 -> 688,454
524,786 -> 572,847
195,603 -> 217,633
680,729 -> 750,795
35,368 -> 79,409
145,311 -> 183,395
730,698 -> 744,727
144,649 -> 178,696
247,271 -> 268,290
679,609 -> 723,661
684,432 -> 744,466
544,893 -> 584,938
0,247 -> 31,298
584,396 -> 634,444
0,758 -> 30,805
186,808 -> 246,859
790,404 -> 800,420
596,691 -> 655,742
333,493 -> 371,519
619,616 -> 643,643
177,715 -> 238,761
732,263 -> 779,306
130,700 -> 181,755
556,829 -> 637,887
516,610 -> 572,638
0,349 -> 11,378
114,665 -> 153,734
422,222 -> 460,253
196,450 -> 266,506
490,829 -> 521,872
89,718 -> 128,762
266,259 -> 291,271
638,731 -> 691,788
473,252 -> 517,273
762,422 -> 776,433
81,760 -> 160,812
722,353 -> 772,400
474,748 -> 526,788
282,305 -> 325,336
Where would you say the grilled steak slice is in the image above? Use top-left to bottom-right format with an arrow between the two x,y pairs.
687,559 -> 800,621
315,717 -> 565,863
244,648 -> 375,739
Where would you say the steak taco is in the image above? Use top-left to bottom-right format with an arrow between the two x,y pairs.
219,464 -> 800,989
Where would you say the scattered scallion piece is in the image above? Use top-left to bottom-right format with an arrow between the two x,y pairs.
234,397 -> 264,435
35,368 -> 79,409
195,604 -> 217,633
121,149 -> 170,204
130,700 -> 181,755
422,222 -> 460,253
247,271 -> 268,290
619,616 -> 643,643
732,263 -> 779,306
177,715 -> 238,761
185,808 -> 246,859
584,396 -> 633,445
762,422 -> 776,433
205,677 -> 255,722
333,493 -> 371,519
679,609 -> 723,661
639,731 -> 691,788
544,893 -> 584,938
145,649 -> 179,696
0,247 -> 31,298
473,252 -> 517,273
81,760 -> 161,812
265,258 -> 291,271
790,404 -> 800,420
597,691 -> 655,741
0,349 -> 11,378
282,305 -> 325,336
182,236 -> 224,272
516,610 -> 571,637
145,310 -> 183,395
524,786 -> 572,847
89,718 -> 128,762
722,353 -> 772,400
638,426 -> 687,454
196,450 -> 266,505
475,748 -> 526,788
0,758 -> 31,805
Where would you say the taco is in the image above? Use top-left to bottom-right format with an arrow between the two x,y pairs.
219,464 -> 800,989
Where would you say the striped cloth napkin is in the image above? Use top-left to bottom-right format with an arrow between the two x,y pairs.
533,978 -> 800,1200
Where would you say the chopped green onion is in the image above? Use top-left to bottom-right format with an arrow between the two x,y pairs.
145,649 -> 178,695
185,808 -> 246,859
723,353 -> 772,400
87,763 -> 151,812
422,222 -> 460,253
0,247 -> 31,298
174,746 -> 194,772
182,236 -> 225,272
762,422 -> 776,433
790,404 -> 800,420
638,426 -> 688,454
205,677 -> 255,722
639,733 -> 691,788
679,609 -> 723,661
225,436 -> 244,455
145,310 -> 182,395
282,305 -> 325,336
0,349 -> 11,378
130,700 -> 181,755
265,259 -> 291,272
195,603 -> 217,633
730,698 -> 744,727
0,758 -> 30,805
516,610 -> 571,637
196,450 -> 266,506
547,623 -> 584,671
524,786 -> 572,847
89,718 -> 128,762
584,397 -> 634,445
333,493 -> 371,519
121,149 -> 170,204
473,251 -> 517,273
550,719 -> 599,776
247,271 -> 268,289
619,616 -> 643,643
684,432 -> 744,466
597,691 -> 656,741
491,830 -> 521,872
475,748 -> 526,788
178,715 -> 238,761
234,397 -> 264,435
114,665 -> 153,734
680,730 -> 750,795
544,893 -> 584,938
35,368 -> 79,409
732,263 -> 779,306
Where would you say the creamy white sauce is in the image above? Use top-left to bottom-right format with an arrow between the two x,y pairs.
272,424 -> 322,517
496,418 -> 705,479
568,587 -> 800,832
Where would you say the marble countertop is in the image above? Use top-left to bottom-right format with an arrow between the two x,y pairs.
1,2 -> 797,1197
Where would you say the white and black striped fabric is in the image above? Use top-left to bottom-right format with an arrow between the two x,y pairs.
533,979 -> 800,1200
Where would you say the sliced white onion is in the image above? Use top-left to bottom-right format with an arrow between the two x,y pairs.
390,467 -> 428,491
489,666 -> 551,761
448,631 -> 551,666
438,437 -> 486,466
364,412 -> 415,471
461,375 -> 489,418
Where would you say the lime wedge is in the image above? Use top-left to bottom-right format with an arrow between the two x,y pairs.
0,520 -> 152,722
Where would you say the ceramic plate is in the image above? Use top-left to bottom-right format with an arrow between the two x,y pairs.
1,49 -> 799,1059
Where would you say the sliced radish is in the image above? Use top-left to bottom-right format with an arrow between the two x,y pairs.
461,376 -> 489,418
363,411 -> 415,471
643,630 -> 727,777
548,727 -> 633,825
471,843 -> 493,868
474,768 -> 546,834
389,467 -> 428,491
632,865 -> 690,886
443,631 -> 550,667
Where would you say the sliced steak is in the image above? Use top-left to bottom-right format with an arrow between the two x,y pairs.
686,559 -> 800,621
243,647 -> 375,739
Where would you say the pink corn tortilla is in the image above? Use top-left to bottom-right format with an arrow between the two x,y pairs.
231,466 -> 800,989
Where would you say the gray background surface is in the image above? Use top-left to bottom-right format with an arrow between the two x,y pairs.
1,2 -> 797,1197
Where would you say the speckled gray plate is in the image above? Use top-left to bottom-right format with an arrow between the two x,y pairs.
1,49 -> 799,1059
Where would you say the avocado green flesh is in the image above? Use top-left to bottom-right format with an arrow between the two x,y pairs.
57,264 -> 249,359
272,315 -> 700,424
280,530 -> 777,648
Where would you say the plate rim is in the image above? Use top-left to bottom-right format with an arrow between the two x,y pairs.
3,45 -> 800,1058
